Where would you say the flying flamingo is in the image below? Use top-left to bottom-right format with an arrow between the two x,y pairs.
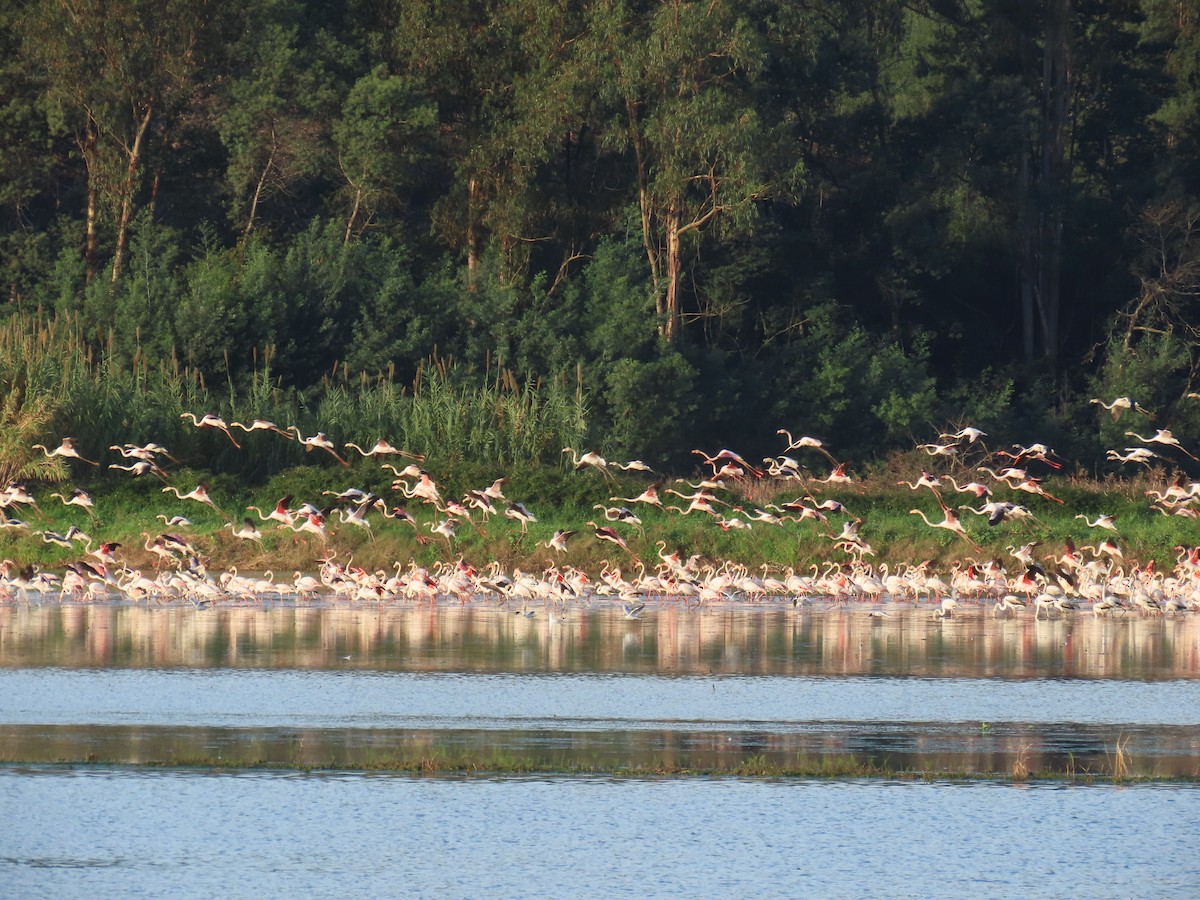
180,412 -> 241,448
563,448 -> 613,479
381,506 -> 427,544
939,426 -> 987,444
32,437 -> 98,465
586,521 -> 639,562
611,483 -> 664,507
1090,396 -> 1152,421
108,459 -> 167,480
226,518 -> 265,543
288,428 -> 349,465
776,430 -> 840,464
1076,513 -> 1118,531
539,529 -> 577,554
1125,429 -> 1200,461
49,489 -> 97,519
345,438 -> 425,461
897,471 -> 943,498
162,483 -> 229,518
909,503 -> 981,550
504,502 -> 538,534
230,418 -> 294,439
692,448 -> 764,479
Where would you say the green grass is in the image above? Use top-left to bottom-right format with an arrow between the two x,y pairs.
4,460 -> 1197,577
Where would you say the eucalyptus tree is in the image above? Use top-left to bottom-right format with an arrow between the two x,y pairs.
582,0 -> 804,343
21,0 -> 225,282
332,67 -> 438,243
216,1 -> 343,239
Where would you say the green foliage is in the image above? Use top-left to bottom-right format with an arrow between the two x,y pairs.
4,0 -> 1200,473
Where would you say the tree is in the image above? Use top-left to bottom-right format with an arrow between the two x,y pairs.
216,6 -> 340,239
23,0 -> 217,282
587,0 -> 803,342
332,67 -> 437,243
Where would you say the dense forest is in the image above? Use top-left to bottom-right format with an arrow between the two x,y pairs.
3,0 -> 1200,474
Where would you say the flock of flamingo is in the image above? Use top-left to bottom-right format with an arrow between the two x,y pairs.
3,398 -> 1200,618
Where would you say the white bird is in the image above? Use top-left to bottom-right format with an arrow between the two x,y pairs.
1090,396 -> 1151,421
1075,513 -> 1118,532
32,437 -> 98,465
180,412 -> 241,448
1125,429 -> 1199,461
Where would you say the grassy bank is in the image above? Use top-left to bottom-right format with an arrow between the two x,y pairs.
3,460 -> 1197,576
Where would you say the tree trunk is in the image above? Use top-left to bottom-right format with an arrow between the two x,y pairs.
664,205 -> 682,343
1036,0 -> 1071,374
82,115 -> 100,284
111,104 -> 154,282
627,99 -> 661,316
1018,153 -> 1035,365
345,185 -> 363,245
245,141 -> 276,239
466,177 -> 480,290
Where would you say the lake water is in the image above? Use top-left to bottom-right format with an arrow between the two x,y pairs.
2,602 -> 1198,895
4,768 -> 1199,899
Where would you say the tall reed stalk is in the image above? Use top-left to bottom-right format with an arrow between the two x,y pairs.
0,311 -> 589,482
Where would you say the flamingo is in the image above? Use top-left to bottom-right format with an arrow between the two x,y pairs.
1013,477 -> 1064,504
247,495 -> 296,528
1125,429 -> 1199,461
504,502 -> 538,534
180,412 -> 241,448
692,448 -> 764,478
939,426 -> 987,444
593,504 -> 643,532
162,483 -> 228,518
540,530 -> 577,554
226,518 -> 265,543
345,438 -> 424,461
49,489 -> 97,519
611,483 -> 664,507
586,521 -> 639,562
1090,396 -> 1151,421
563,447 -> 612,477
916,442 -> 959,459
31,437 -> 98,465
230,418 -> 294,439
381,506 -> 427,544
897,471 -> 942,498
941,476 -> 992,499
109,459 -> 166,480
1106,447 -> 1161,466
288,428 -> 349,465
337,497 -> 378,540
292,511 -> 330,541
616,460 -> 656,473
428,518 -> 457,550
909,504 -> 981,550
776,430 -> 840,464
1075,513 -> 1118,531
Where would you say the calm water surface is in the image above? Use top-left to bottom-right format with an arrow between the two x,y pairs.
3,768 -> 1199,899
2,603 -> 1198,895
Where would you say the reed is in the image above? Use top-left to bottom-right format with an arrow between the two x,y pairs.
1106,734 -> 1132,781
0,312 -> 589,485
